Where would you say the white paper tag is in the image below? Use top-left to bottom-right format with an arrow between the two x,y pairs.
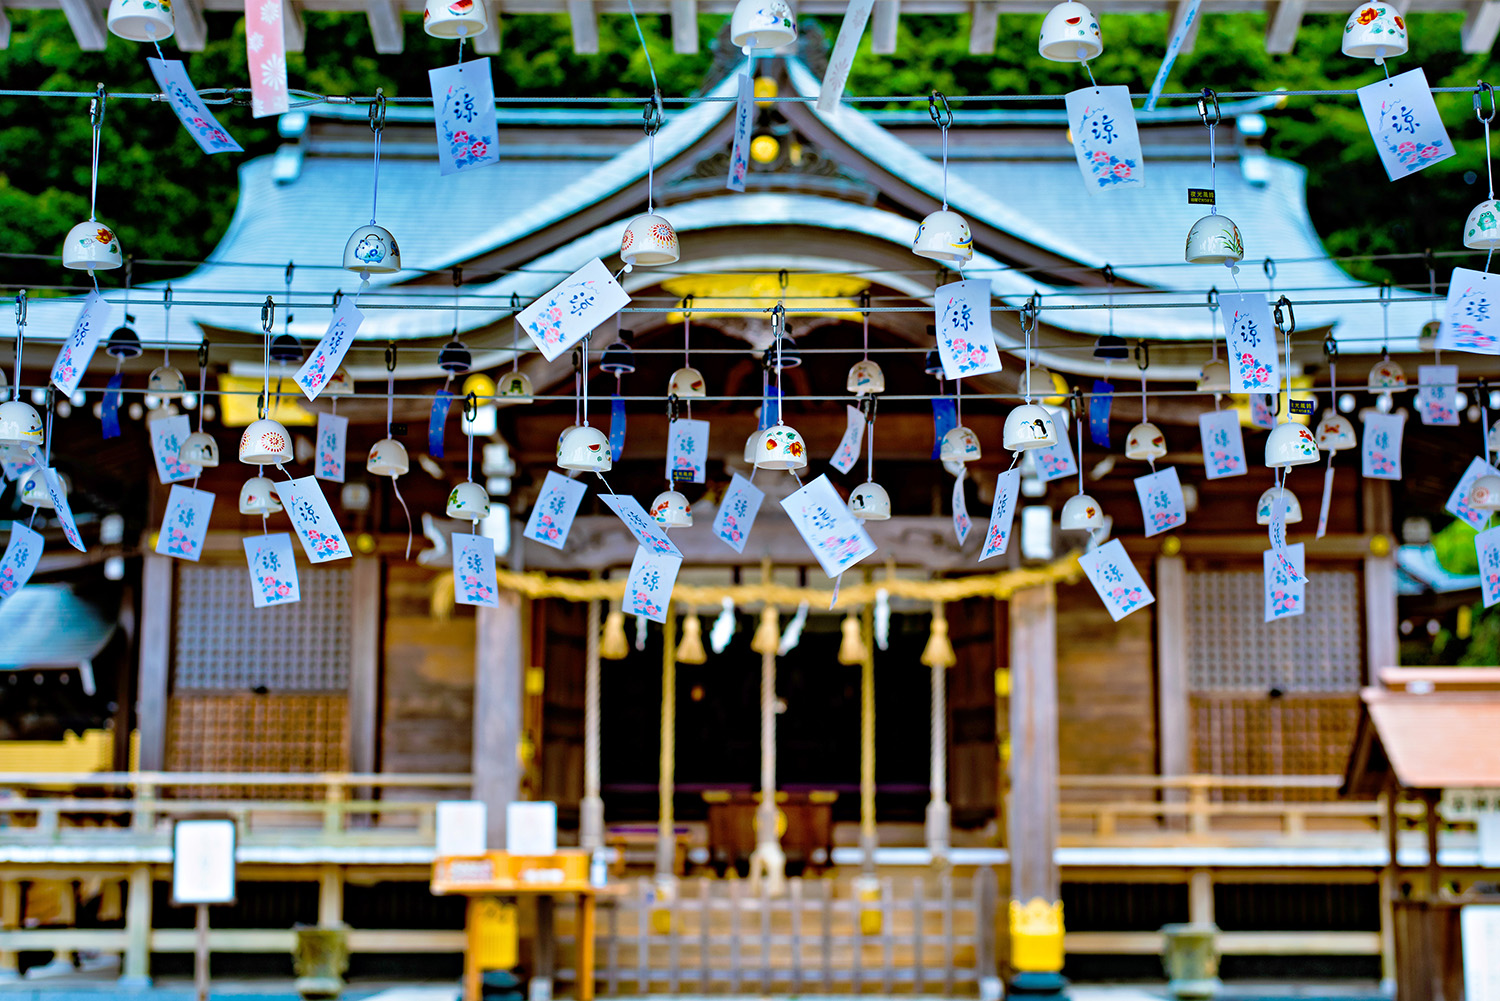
274,475 -> 351,563
148,58 -> 243,154
780,474 -> 878,579
1358,67 -> 1455,181
1,448 -> 30,482
1436,268 -> 1500,355
1268,489 -> 1309,583
0,523 -> 44,606
149,415 -> 200,485
244,0 -> 289,118
1134,466 -> 1188,537
1220,292 -> 1279,394
1064,85 -> 1145,193
1361,410 -> 1406,479
600,492 -> 683,559
829,405 -> 865,475
429,59 -> 502,175
979,468 -> 1021,562
624,545 -> 684,624
155,484 -> 214,562
453,532 -> 500,608
243,533 -> 300,608
727,72 -> 754,192
1480,524 -> 1500,608
525,470 -> 589,551
295,297 -> 363,400
1078,538 -> 1155,621
1317,463 -> 1335,539
933,279 -> 1002,380
666,418 -> 710,484
1417,364 -> 1460,425
1199,408 -> 1248,479
315,411 -> 348,483
49,290 -> 110,398
711,472 -> 765,554
1264,542 -> 1306,622
1445,456 -> 1500,530
1033,433 -> 1077,483
952,470 -> 971,545
39,468 -> 83,553
518,258 -> 631,363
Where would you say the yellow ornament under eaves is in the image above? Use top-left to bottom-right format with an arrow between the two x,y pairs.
661,274 -> 871,323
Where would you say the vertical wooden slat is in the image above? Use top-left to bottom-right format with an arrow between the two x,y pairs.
636,878 -> 649,991
942,871 -> 955,996
138,554 -> 173,772
790,877 -> 803,991
347,557 -> 381,777
913,875 -> 926,993
0,7 -> 11,49
606,890 -> 619,996
668,878 -> 680,993
1462,0 -> 1500,52
280,0 -> 306,52
881,875 -> 895,994
759,877 -> 771,994
474,593 -> 523,848
474,0 -> 501,54
172,0 -> 208,51
568,0 -> 600,54
1264,0 -> 1306,53
365,0 -> 404,54
871,0 -> 900,54
1009,584 -> 1061,906
821,877 -> 833,992
698,877 -> 711,994
729,877 -> 741,992
669,0 -> 698,53
969,1 -> 1000,54
58,0 -> 107,50
850,878 -> 863,992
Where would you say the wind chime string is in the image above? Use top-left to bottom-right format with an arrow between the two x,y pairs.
929,92 -> 952,211
370,93 -> 385,225
14,291 -> 26,401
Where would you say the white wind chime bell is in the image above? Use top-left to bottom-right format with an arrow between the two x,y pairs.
1367,284 -> 1406,405
1004,298 -> 1058,453
447,394 -> 492,522
913,92 -> 974,268
1469,391 -> 1500,514
1060,389 -> 1105,535
1184,90 -> 1245,268
1464,84 -> 1500,258
1197,290 -> 1232,394
178,342 -> 219,469
849,396 -> 889,522
620,100 -> 678,274
344,93 -> 402,278
62,91 -> 124,277
754,306 -> 807,473
559,340 -> 613,475
1125,342 -> 1167,466
368,344 -> 415,556
0,293 -> 43,453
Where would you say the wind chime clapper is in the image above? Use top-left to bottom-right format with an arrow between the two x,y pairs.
1184,88 -> 1246,269
1464,82 -> 1500,255
63,86 -> 124,277
1124,340 -> 1167,463
448,394 -> 492,522
619,96 -> 679,274
912,91 -> 974,269
1061,385 -> 1106,533
849,394 -> 891,522
1003,295 -> 1058,453
343,91 -> 402,278
178,340 -> 219,469
1265,297 -> 1322,470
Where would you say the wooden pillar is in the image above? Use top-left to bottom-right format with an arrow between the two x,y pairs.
655,607 -> 678,883
1007,583 -> 1065,991
0,879 -> 19,981
1362,480 -> 1398,682
318,865 -> 342,927
473,591 -> 524,850
347,558 -> 381,776
120,864 -> 152,987
137,554 -> 173,772
1188,869 -> 1214,925
1155,555 -> 1190,780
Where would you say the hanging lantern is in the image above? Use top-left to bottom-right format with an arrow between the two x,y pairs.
1002,404 -> 1057,451
1256,486 -> 1304,524
1038,0 -> 1102,61
269,334 -> 303,364
1341,3 -> 1408,62
912,210 -> 974,265
178,431 -> 219,468
620,214 -> 680,272
1124,421 -> 1166,461
557,425 -> 613,473
939,425 -> 982,463
238,476 -> 284,515
423,0 -> 490,38
107,0 -> 175,40
847,360 -> 885,395
1093,334 -> 1129,360
1185,214 -> 1244,265
1265,422 -> 1321,468
756,425 -> 807,470
1315,411 -> 1358,451
849,481 -> 892,521
729,0 -> 796,52
1060,493 -> 1104,531
367,437 -> 410,477
447,481 -> 492,521
650,489 -> 693,528
1465,200 -> 1500,250
601,339 -> 637,375
105,325 -> 143,360
239,417 -> 293,465
668,367 -> 706,399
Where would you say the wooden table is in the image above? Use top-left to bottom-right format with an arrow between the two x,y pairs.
432,851 -> 622,1001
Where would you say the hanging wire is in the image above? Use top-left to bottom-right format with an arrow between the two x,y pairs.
1199,88 -> 1220,218
88,85 -> 105,223
929,91 -> 952,211
369,90 -> 386,225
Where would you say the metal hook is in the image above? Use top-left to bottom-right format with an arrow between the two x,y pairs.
572,346 -> 583,374
1021,294 -> 1040,336
332,289 -> 343,307
1379,281 -> 1393,305
1071,385 -> 1085,420
859,394 -> 878,423
451,266 -> 463,288
1273,295 -> 1295,334
1101,263 -> 1115,286
1135,340 -> 1150,371
1197,87 -> 1221,127
197,341 -> 208,369
681,293 -> 694,314
859,290 -> 871,316
777,269 -> 789,291
1477,81 -> 1496,123
1207,286 -> 1219,311
368,89 -> 387,133
261,296 -> 275,334
257,390 -> 267,420
1323,333 -> 1338,362
465,391 -> 478,421
385,343 -> 396,372
1263,257 -> 1276,281
91,83 -> 106,129
928,90 -> 953,130
510,293 -> 520,311
1266,392 -> 1281,417
285,260 -> 295,286
666,393 -> 680,422
15,290 -> 26,328
163,283 -> 173,310
642,94 -> 664,136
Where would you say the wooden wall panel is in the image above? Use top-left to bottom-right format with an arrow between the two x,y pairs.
1189,693 -> 1359,798
166,693 -> 347,798
379,566 -> 475,776
1055,580 -> 1157,779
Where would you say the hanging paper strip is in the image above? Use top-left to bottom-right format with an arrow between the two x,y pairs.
429,388 -> 455,459
1417,364 -> 1459,425
50,291 -> 110,398
315,411 -> 348,483
600,493 -> 682,559
429,59 -> 502,175
829,405 -> 864,475
1357,68 -> 1455,182
0,523 -> 44,607
931,397 -> 957,460
666,418 -> 710,484
518,258 -> 630,363
155,485 -> 215,562
1316,464 -> 1334,540
147,59 -> 243,154
274,475 -> 352,563
610,394 -> 626,462
727,72 -> 754,192
42,468 -> 85,553
712,473 -> 765,554
780,474 -> 877,579
453,533 -> 500,608
624,545 -> 684,624
148,415 -> 198,485
761,385 -> 781,429
1065,85 -> 1146,193
525,471 -> 588,551
1267,490 -> 1308,584
952,471 -> 971,545
294,296 -> 363,400
1078,538 -> 1155,621
101,372 -> 122,440
1479,525 -> 1500,608
1436,268 -> 1500,354
1263,543 -> 1306,621
1250,393 -> 1277,430
1089,380 -> 1113,449
1198,409 -> 1248,479
933,279 -> 1003,380
244,0 -> 289,118
978,469 -> 1021,562
244,533 -> 300,607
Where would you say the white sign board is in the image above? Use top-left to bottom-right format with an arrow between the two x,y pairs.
436,800 -> 488,857
506,801 -> 558,857
1463,906 -> 1500,1001
172,818 -> 237,905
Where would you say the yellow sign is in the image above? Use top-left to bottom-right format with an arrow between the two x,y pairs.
217,374 -> 316,428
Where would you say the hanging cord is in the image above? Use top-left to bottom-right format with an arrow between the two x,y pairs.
193,341 -> 208,489
260,296 -> 274,412
642,95 -> 663,214
510,293 -> 521,373
1022,294 -> 1039,404
1136,340 -> 1153,469
1481,377 -> 1492,467
161,283 -> 172,370
860,290 -> 871,361
929,91 -> 952,211
368,90 -> 386,225
12,291 -> 25,403
1480,82 -> 1497,272
1379,281 -> 1392,362
1199,88 -> 1220,217
1324,334 -> 1339,477
88,85 -> 104,223
384,343 -> 412,559
1073,386 -> 1087,496
771,303 -> 786,423
580,337 -> 592,427
624,0 -> 661,105
1207,287 -> 1222,409
465,392 -> 477,482
681,294 -> 693,420
865,397 -> 876,484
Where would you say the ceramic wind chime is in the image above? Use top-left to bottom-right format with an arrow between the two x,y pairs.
912,93 -> 974,268
849,396 -> 890,522
619,100 -> 679,274
0,293 -> 42,452
1464,83 -> 1500,257
1264,299 -> 1321,473
1125,343 -> 1166,465
1367,283 -> 1407,403
239,297 -> 291,520
1184,90 -> 1245,267
754,306 -> 807,473
1061,388 -> 1106,534
106,0 -> 174,42
1197,288 -> 1232,394
178,341 -> 218,469
447,394 -> 492,523
147,285 -> 186,404
1003,299 -> 1058,452
62,90 -> 123,277
343,93 -> 402,277
368,344 -> 415,556
1469,387 -> 1500,515
498,309 -> 534,400
558,339 -> 613,474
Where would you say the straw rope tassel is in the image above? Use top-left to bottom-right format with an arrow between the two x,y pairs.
600,602 -> 628,660
838,611 -> 867,665
676,611 -> 707,664
924,600 -> 952,867
581,594 -> 604,853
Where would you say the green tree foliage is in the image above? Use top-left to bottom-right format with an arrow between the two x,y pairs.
0,7 -> 1493,294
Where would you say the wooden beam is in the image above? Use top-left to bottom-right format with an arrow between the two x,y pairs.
1008,583 -> 1060,906
969,1 -> 1000,54
172,0 -> 208,51
58,0 -> 107,50
473,0 -> 500,54
1264,0 -> 1306,53
365,0 -> 404,54
871,0 -> 900,54
0,6 -> 11,50
670,0 -> 698,54
1461,0 -> 1500,52
1167,0 -> 1201,54
281,0 -> 306,53
137,554 -> 172,773
568,0 -> 599,54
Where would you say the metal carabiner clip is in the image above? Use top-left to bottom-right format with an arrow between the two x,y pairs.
369,89 -> 387,133
261,296 -> 275,334
928,90 -> 953,131
385,343 -> 397,373
1273,295 -> 1296,335
1135,340 -> 1150,372
1476,80 -> 1496,123
642,93 -> 665,137
1197,87 -> 1221,128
